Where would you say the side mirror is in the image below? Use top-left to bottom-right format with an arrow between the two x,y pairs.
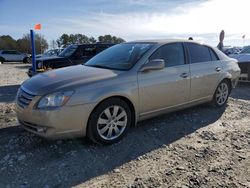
140,59 -> 165,72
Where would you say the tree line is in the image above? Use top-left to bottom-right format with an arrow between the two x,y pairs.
0,34 -> 126,54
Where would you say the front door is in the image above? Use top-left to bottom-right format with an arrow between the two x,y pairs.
138,43 -> 190,115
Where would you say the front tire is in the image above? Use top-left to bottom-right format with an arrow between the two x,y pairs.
212,80 -> 230,107
23,57 -> 30,64
87,98 -> 132,145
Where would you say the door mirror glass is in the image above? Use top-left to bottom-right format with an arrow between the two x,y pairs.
140,59 -> 165,72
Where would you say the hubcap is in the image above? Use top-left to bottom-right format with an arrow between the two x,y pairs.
97,105 -> 127,140
216,83 -> 229,105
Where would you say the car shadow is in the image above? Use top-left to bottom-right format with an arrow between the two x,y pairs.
0,104 -> 226,187
231,83 -> 250,100
15,65 -> 31,69
0,84 -> 20,103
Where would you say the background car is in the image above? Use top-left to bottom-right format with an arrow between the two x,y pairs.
27,43 -> 114,77
0,50 -> 30,64
16,40 -> 240,144
222,46 -> 242,55
230,45 -> 250,81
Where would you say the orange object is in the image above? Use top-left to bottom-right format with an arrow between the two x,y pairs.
34,24 -> 41,30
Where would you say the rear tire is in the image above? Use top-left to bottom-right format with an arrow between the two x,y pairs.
87,98 -> 132,145
212,80 -> 231,107
0,57 -> 4,64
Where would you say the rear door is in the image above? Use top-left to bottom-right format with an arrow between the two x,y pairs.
185,43 -> 222,101
138,42 -> 190,114
12,51 -> 23,61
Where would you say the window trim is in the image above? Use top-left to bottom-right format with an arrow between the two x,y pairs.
208,48 -> 219,61
149,42 -> 188,67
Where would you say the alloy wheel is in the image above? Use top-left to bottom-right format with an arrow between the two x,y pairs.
215,82 -> 229,106
97,105 -> 127,141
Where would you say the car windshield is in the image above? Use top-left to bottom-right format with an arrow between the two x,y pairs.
85,43 -> 154,71
240,46 -> 250,54
58,45 -> 78,57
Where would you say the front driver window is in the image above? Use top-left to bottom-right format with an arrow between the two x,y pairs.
150,43 -> 185,67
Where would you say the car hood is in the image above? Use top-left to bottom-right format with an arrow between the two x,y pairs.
22,65 -> 119,95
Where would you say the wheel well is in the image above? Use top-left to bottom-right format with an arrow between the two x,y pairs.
87,96 -> 136,129
223,78 -> 232,92
23,57 -> 28,62
0,56 -> 5,61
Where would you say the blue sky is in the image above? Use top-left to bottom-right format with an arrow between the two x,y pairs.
0,0 -> 249,47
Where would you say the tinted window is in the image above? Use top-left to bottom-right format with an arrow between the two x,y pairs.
150,43 -> 185,67
187,43 -> 211,63
59,45 -> 78,57
209,48 -> 219,61
11,51 -> 20,55
2,51 -> 11,54
83,47 -> 96,56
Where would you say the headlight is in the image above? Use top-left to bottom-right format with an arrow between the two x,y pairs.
37,91 -> 74,109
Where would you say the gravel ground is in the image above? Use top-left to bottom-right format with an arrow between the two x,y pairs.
0,64 -> 249,188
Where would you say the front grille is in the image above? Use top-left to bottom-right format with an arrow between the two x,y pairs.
17,88 -> 36,108
20,121 -> 47,133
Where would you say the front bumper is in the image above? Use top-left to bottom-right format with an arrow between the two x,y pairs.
16,97 -> 97,139
27,68 -> 45,77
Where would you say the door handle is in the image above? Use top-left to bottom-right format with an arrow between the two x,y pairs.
215,67 -> 221,72
180,73 -> 189,78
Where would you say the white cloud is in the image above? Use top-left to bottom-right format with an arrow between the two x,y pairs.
44,0 -> 250,46
2,0 -> 249,46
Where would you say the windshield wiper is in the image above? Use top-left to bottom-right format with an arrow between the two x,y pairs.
86,64 -> 110,69
85,64 -> 126,71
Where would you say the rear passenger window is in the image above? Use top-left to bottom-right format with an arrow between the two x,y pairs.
209,48 -> 219,61
150,43 -> 185,67
187,43 -> 211,63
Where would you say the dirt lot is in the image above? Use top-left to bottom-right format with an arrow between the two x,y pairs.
0,64 -> 249,188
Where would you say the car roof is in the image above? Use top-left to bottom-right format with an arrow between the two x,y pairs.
70,43 -> 115,47
127,39 -> 215,49
129,39 -> 204,45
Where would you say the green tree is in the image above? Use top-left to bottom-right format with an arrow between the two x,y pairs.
0,35 -> 17,50
98,35 -> 125,43
16,34 -> 48,54
89,36 -> 97,43
56,34 -> 70,48
57,33 -> 97,47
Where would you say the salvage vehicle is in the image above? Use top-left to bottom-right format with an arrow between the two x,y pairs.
230,46 -> 250,82
0,50 -> 30,64
27,43 -> 114,77
16,40 -> 240,144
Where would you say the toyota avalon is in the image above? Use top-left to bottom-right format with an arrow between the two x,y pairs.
16,39 -> 240,144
